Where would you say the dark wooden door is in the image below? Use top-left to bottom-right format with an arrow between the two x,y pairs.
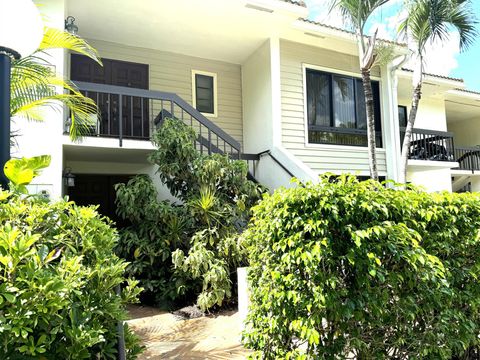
68,174 -> 132,227
71,55 -> 149,138
111,60 -> 149,138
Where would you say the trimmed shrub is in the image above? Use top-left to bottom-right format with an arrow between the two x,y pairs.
243,175 -> 480,359
0,189 -> 142,359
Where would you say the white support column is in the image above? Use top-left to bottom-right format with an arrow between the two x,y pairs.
381,65 -> 401,183
269,37 -> 282,148
15,0 -> 67,199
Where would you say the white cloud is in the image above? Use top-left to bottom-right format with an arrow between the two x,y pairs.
303,0 -> 346,28
371,9 -> 407,41
419,33 -> 460,76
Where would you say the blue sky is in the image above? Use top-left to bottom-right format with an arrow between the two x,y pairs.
451,1 -> 480,90
304,0 -> 480,91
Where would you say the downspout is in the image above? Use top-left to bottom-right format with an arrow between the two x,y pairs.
388,55 -> 408,183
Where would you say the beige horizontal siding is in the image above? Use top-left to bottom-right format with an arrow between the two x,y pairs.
279,39 -> 386,175
83,39 -> 243,146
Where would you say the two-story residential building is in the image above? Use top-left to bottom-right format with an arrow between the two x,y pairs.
13,0 -> 480,219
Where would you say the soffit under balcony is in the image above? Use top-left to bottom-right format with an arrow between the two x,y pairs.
67,0 -> 308,64
445,90 -> 480,124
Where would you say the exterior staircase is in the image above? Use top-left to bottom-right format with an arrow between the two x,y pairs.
72,81 -> 292,182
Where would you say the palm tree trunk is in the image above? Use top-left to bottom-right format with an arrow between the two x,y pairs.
361,68 -> 379,181
399,82 -> 422,184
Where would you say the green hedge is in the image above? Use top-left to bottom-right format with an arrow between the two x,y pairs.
243,176 -> 480,359
0,190 -> 142,359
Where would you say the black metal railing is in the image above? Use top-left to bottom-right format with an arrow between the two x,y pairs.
308,125 -> 383,148
400,128 -> 455,162
70,81 -> 242,158
455,147 -> 480,171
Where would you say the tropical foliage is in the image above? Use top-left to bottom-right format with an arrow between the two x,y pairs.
115,118 -> 263,311
11,27 -> 101,141
0,157 -> 143,359
330,0 -> 392,180
398,0 -> 477,183
243,175 -> 480,359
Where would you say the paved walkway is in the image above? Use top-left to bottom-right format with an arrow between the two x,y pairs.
127,306 -> 251,359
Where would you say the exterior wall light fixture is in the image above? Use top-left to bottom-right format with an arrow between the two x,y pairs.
65,16 -> 78,35
63,168 -> 76,187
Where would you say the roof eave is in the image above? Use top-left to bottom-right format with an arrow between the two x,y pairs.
293,18 -> 408,55
248,0 -> 309,17
398,69 -> 464,88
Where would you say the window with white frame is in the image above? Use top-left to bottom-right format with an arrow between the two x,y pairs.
192,70 -> 217,117
305,68 -> 383,147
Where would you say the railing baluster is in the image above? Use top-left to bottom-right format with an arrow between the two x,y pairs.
141,97 -> 144,138
96,92 -> 100,135
170,101 -> 174,118
150,99 -> 154,135
423,132 -> 427,160
160,99 -> 164,121
208,129 -> 212,155
107,93 -> 111,136
131,96 -> 134,137
199,124 -> 203,154
119,95 -> 123,147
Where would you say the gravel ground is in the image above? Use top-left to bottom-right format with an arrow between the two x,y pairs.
127,305 -> 251,359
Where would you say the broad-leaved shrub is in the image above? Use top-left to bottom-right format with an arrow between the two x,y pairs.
115,118 -> 263,311
0,189 -> 142,359
243,175 -> 480,359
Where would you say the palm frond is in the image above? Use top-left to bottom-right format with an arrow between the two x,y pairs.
330,0 -> 391,34
401,0 -> 477,54
38,27 -> 102,64
10,27 -> 102,141
13,93 -> 98,141
373,43 -> 397,67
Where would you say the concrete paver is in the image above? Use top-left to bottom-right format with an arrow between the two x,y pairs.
127,306 -> 251,359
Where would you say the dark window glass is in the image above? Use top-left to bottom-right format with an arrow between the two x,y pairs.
195,74 -> 214,114
333,76 -> 355,128
398,105 -> 408,128
306,69 -> 382,147
306,70 -> 330,126
355,79 -> 367,130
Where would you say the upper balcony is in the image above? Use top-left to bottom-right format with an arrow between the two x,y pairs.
68,81 -> 242,156
401,128 -> 455,162
400,127 -> 480,172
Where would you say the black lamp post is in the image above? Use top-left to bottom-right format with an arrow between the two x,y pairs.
0,49 -> 17,189
0,0 -> 44,189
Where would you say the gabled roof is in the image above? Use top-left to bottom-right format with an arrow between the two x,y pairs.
401,68 -> 464,83
298,18 -> 407,46
279,0 -> 307,7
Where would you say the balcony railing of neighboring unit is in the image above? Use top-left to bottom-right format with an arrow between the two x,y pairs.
454,147 -> 480,172
69,81 -> 242,158
400,127 -> 455,162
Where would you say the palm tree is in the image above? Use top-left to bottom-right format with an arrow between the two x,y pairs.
398,0 -> 477,184
330,0 -> 391,181
10,27 -> 102,141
